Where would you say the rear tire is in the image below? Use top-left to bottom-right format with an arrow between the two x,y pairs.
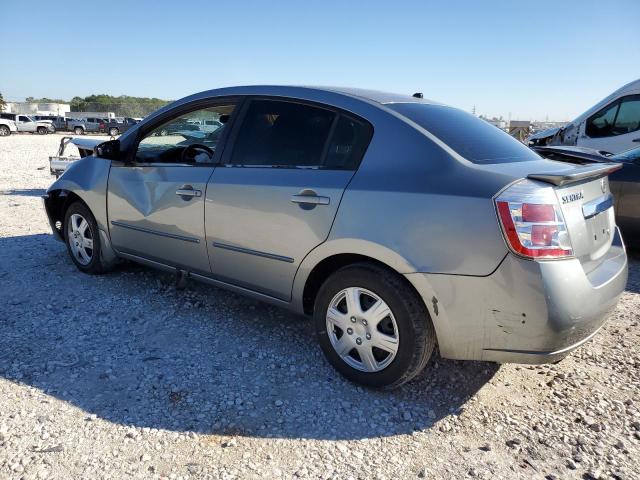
37,127 -> 47,135
109,127 -> 119,136
74,127 -> 84,135
314,263 -> 436,389
63,202 -> 111,274
0,125 -> 10,136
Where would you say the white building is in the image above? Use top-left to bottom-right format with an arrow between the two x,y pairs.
5,102 -> 71,116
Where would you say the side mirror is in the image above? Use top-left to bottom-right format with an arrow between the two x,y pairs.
94,139 -> 120,160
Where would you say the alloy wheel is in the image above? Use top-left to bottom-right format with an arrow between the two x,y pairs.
68,213 -> 94,266
326,287 -> 399,372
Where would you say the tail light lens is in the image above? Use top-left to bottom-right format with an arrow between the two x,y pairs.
495,179 -> 573,259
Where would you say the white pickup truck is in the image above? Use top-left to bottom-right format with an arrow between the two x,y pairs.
0,113 -> 54,134
0,118 -> 18,136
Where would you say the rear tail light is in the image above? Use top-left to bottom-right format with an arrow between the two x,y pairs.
495,179 -> 573,259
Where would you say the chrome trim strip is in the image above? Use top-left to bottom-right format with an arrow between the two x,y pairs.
110,221 -> 200,243
212,241 -> 294,263
582,194 -> 613,219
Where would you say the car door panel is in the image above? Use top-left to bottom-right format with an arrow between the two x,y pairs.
108,165 -> 213,273
205,168 -> 354,300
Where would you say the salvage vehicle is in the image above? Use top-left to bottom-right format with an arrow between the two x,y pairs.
533,144 -> 640,248
0,113 -> 54,134
35,115 -> 69,132
48,136 -> 97,177
43,86 -> 628,389
527,78 -> 640,154
105,117 -> 139,137
67,117 -> 107,135
0,118 -> 18,136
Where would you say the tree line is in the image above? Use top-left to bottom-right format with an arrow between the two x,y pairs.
21,94 -> 172,117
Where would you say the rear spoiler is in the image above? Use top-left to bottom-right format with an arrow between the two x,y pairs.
528,163 -> 623,186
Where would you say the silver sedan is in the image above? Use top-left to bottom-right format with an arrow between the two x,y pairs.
43,86 -> 628,389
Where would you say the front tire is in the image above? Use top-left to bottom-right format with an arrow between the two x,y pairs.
109,127 -> 119,136
63,202 -> 110,274
74,127 -> 84,135
314,263 -> 436,389
37,127 -> 47,135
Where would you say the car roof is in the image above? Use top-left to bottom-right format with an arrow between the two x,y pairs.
186,85 -> 438,106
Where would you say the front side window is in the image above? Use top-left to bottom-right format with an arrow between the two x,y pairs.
586,102 -> 619,138
612,96 -> 640,135
230,100 -> 336,167
136,103 -> 235,164
19,116 -> 30,122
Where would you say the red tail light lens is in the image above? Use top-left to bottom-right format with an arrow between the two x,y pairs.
495,180 -> 573,259
522,204 -> 554,222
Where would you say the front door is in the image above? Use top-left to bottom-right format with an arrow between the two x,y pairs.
206,98 -> 373,300
107,101 -> 237,273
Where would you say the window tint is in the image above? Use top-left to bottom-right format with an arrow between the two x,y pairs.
230,100 -> 335,167
586,102 -> 619,138
19,116 -> 30,122
613,96 -> 640,135
388,103 -> 540,164
324,115 -> 373,169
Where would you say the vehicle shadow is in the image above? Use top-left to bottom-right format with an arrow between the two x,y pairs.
626,250 -> 640,294
1,232 -> 499,440
0,187 -> 47,197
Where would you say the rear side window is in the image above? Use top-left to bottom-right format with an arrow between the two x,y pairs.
388,103 -> 540,164
324,115 -> 373,169
230,100 -> 336,167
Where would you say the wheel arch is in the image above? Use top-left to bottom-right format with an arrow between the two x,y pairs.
293,239 -> 429,311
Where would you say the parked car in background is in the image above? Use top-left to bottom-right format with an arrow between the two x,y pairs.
67,117 -> 107,135
0,113 -> 54,134
528,78 -> 640,154
533,144 -> 640,248
35,115 -> 69,132
0,118 -> 18,136
43,86 -> 627,389
187,118 -> 223,133
105,117 -> 139,136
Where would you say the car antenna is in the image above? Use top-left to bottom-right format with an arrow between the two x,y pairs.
412,92 -> 424,98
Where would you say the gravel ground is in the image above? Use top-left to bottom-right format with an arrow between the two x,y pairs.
0,134 -> 639,480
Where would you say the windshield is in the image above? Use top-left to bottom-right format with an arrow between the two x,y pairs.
387,103 -> 541,164
611,146 -> 640,163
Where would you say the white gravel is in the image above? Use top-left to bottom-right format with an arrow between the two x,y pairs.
1,134 -> 639,479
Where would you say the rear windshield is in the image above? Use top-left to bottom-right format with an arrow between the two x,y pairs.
388,103 -> 541,164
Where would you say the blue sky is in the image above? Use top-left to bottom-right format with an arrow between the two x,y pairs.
2,0 -> 639,120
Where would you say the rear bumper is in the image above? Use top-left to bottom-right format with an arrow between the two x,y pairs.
406,227 -> 628,364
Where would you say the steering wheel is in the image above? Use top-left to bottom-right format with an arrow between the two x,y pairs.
181,143 -> 214,163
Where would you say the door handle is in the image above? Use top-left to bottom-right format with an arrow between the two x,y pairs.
290,193 -> 330,205
176,186 -> 202,198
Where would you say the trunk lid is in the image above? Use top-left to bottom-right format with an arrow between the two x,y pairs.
530,163 -> 622,270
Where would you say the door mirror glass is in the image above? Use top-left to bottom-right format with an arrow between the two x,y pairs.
95,139 -> 120,160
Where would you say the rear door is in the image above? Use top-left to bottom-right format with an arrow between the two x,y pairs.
205,98 -> 372,300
